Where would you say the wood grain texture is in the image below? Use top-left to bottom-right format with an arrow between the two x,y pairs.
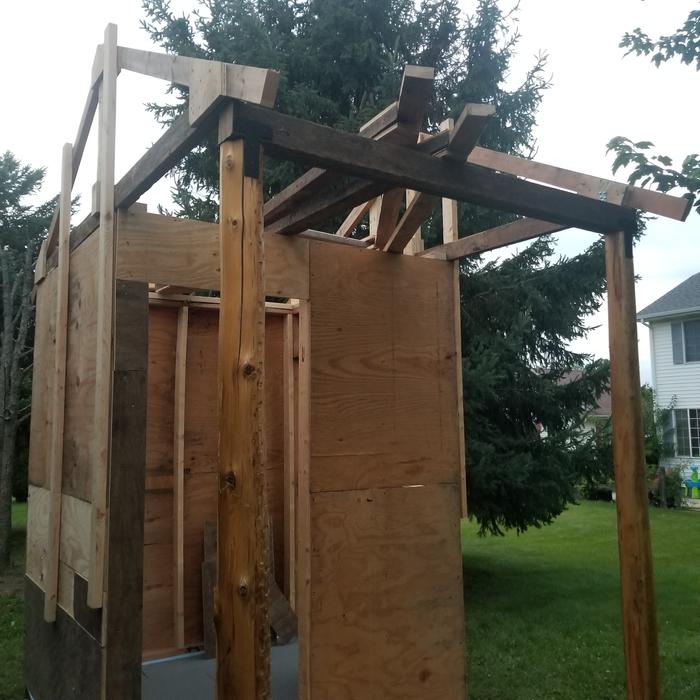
116,208 -> 310,299
420,217 -> 566,260
283,312 -> 296,606
62,232 -> 99,501
217,139 -> 270,699
45,142 -> 73,622
141,303 -> 287,658
309,485 -> 465,700
173,305 -> 189,648
28,268 -> 58,488
308,243 -> 459,492
103,280 -> 148,699
89,22 -> 118,608
229,101 -> 637,235
605,230 -> 660,700
25,576 -> 102,700
26,485 -> 92,588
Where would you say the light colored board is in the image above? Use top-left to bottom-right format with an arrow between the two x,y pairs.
62,232 -> 100,500
605,229 -> 660,699
45,142 -> 73,622
26,485 -> 92,588
117,46 -> 280,125
58,562 -> 75,617
441,190 -> 468,518
296,299 -> 311,700
309,485 -> 465,699
89,22 -> 118,609
383,190 -> 437,253
283,313 -> 296,606
308,242 -> 459,492
217,138 -> 270,699
116,209 -> 310,299
373,188 -> 405,250
420,217 -> 567,260
468,146 -> 690,221
446,103 -> 495,159
335,199 -> 374,238
173,305 -> 189,648
28,268 -> 58,488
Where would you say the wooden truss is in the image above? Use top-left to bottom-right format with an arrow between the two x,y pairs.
30,23 -> 689,700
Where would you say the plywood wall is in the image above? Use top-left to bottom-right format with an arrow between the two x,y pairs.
26,232 -> 100,614
142,303 -> 290,657
302,242 -> 466,700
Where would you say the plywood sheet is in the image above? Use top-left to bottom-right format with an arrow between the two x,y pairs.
28,269 -> 58,487
142,303 -> 289,657
26,485 -> 91,587
62,232 -> 100,501
309,485 -> 465,700
308,242 -> 459,492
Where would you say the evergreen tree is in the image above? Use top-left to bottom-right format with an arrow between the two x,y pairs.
142,0 -> 611,534
0,152 -> 52,567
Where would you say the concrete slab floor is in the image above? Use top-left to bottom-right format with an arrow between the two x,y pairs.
142,643 -> 298,699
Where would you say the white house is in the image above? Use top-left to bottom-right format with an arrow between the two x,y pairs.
638,272 -> 700,479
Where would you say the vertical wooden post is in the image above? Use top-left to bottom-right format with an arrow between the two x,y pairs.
89,22 -> 118,609
283,311 -> 296,607
217,136 -> 270,699
173,304 -> 189,648
441,163 -> 467,519
605,228 -> 660,700
295,299 -> 311,700
44,142 -> 72,622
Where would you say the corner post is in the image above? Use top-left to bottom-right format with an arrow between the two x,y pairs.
217,132 -> 271,699
605,227 -> 660,700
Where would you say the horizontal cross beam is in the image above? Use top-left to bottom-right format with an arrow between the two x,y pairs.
221,101 -> 637,235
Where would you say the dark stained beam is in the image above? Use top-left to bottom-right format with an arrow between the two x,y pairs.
223,101 -> 637,235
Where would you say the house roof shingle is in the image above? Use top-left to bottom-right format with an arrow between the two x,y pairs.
637,272 -> 700,321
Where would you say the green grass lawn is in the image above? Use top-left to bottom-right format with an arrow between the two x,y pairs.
463,500 -> 700,699
0,501 -> 26,700
0,501 -> 698,699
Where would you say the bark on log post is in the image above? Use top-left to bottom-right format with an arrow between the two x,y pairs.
605,227 -> 661,700
216,136 -> 271,699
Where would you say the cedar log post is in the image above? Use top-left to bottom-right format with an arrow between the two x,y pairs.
217,136 -> 271,698
605,227 -> 661,700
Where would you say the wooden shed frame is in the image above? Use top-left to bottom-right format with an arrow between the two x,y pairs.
25,23 -> 690,700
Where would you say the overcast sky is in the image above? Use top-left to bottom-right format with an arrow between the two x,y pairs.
1,0 -> 698,383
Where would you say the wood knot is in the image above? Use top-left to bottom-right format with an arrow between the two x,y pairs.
238,580 -> 249,598
224,154 -> 235,169
242,361 -> 256,377
222,471 -> 236,491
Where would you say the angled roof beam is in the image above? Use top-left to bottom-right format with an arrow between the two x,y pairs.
117,46 -> 280,125
371,66 -> 435,248
468,146 -> 691,222
220,102 -> 635,234
420,218 -> 567,260
446,103 -> 496,160
380,105 -> 495,253
265,64 -> 434,230
336,198 -> 375,237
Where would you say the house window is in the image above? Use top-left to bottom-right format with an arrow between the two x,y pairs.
672,319 -> 700,363
674,408 -> 700,457
684,320 -> 700,362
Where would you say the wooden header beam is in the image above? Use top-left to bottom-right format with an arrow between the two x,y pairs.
118,46 -> 279,125
222,100 -> 637,235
